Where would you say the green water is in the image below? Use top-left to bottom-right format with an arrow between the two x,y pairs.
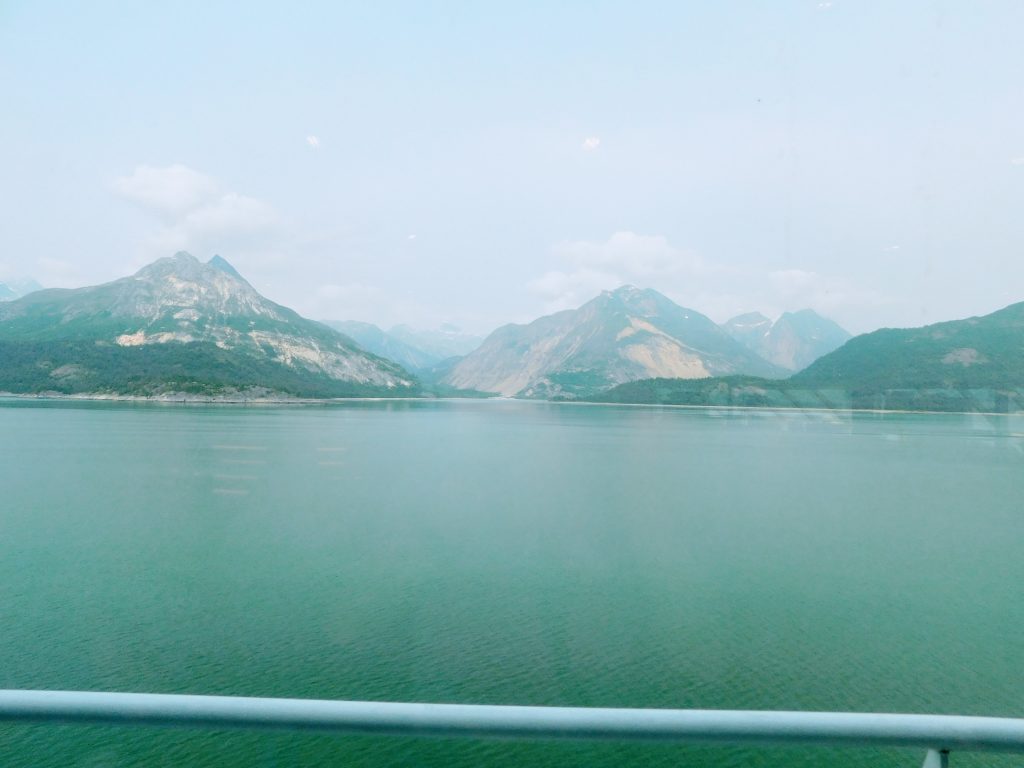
1,399 -> 1023,767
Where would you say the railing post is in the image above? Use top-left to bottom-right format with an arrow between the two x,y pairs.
922,748 -> 949,768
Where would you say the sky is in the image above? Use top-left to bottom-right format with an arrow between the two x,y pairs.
1,1 -> 1022,336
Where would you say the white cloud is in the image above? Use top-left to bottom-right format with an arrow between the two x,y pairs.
1011,157 -> 1024,166
407,234 -> 417,240
113,164 -> 282,262
582,136 -> 601,151
113,164 -> 221,218
306,135 -> 321,150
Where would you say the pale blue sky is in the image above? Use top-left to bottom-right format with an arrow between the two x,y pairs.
2,1 -> 1022,334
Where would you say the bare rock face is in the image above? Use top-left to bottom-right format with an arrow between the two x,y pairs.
442,286 -> 785,398
0,252 -> 416,391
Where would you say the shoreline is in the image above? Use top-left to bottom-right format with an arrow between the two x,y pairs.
1,391 -> 1022,418
0,391 -> 438,405
0,391 -> 326,405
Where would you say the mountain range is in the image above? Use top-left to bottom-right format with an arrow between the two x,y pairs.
0,260 -> 854,400
595,300 -> 1024,412
3,251 -> 1019,411
442,286 -> 787,398
0,253 -> 416,397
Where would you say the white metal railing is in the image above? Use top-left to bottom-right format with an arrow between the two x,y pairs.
5,690 -> 1024,765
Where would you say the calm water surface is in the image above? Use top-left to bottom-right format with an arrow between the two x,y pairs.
1,399 -> 1023,767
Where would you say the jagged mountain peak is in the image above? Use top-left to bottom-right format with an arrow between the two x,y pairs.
109,251 -> 274,325
130,252 -> 244,286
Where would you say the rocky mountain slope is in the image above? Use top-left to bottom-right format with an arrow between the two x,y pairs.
0,253 -> 417,397
442,285 -> 784,398
722,309 -> 851,371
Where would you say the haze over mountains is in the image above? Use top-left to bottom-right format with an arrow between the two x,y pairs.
327,321 -> 483,373
721,310 -> 851,372
0,279 -> 43,302
0,253 -> 416,397
1,250 -> 1020,411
